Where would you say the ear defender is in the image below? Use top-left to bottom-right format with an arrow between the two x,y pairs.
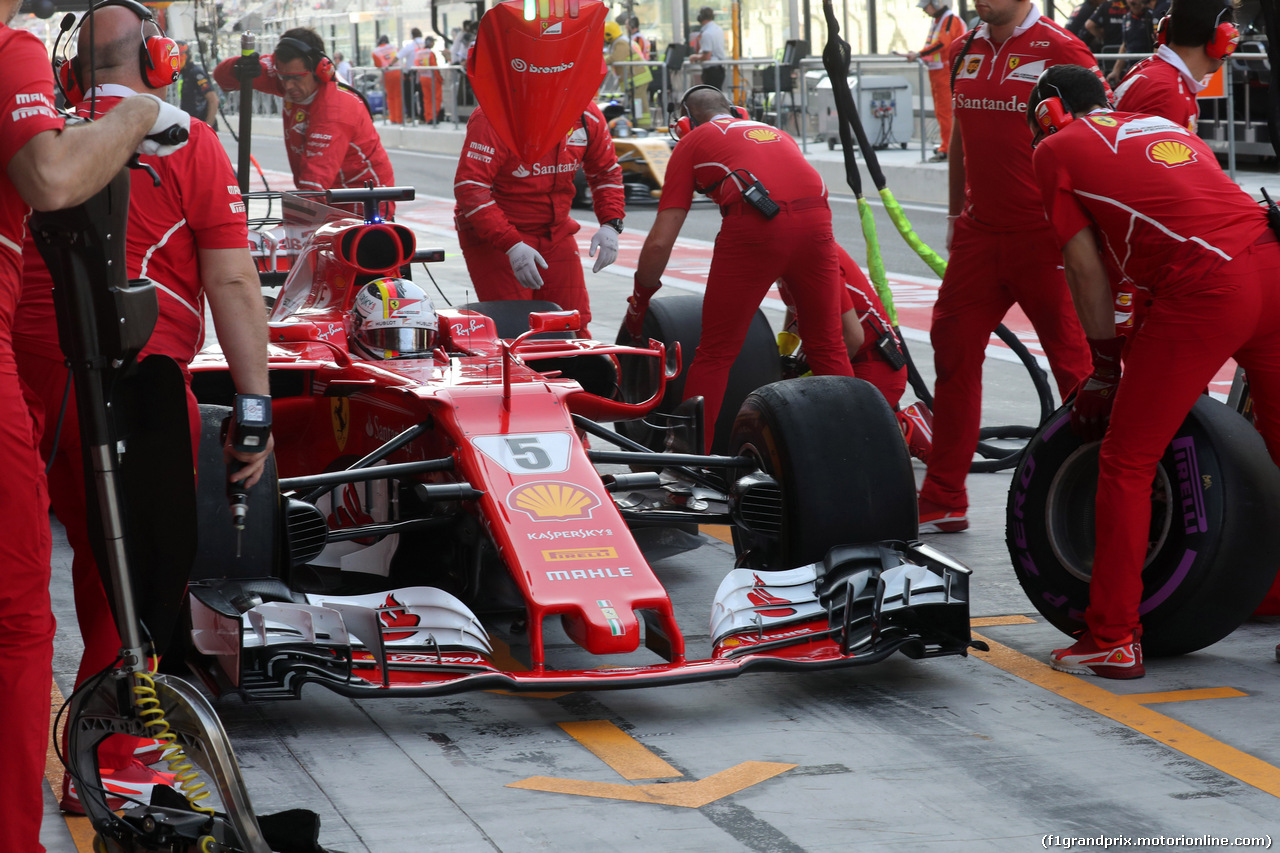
1206,19 -> 1239,60
141,30 -> 181,88
1033,96 -> 1074,136
1155,15 -> 1169,46
275,35 -> 337,82
312,53 -> 337,82
56,56 -> 85,105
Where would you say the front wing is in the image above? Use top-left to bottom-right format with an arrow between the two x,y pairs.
187,541 -> 978,700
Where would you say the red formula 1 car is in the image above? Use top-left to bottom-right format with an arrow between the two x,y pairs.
181,187 -> 979,700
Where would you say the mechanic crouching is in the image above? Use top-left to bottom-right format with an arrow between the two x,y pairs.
16,2 -> 273,810
628,85 -> 853,450
453,101 -> 626,335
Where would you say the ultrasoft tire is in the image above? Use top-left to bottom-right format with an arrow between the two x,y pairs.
190,404 -> 280,581
1006,398 -> 1280,656
615,294 -> 780,454
728,376 -> 918,569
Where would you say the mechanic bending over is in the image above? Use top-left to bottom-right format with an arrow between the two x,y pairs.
917,0 -> 1106,534
15,1 -> 272,812
453,101 -> 626,335
628,85 -> 853,450
776,243 -> 933,463
213,27 -> 395,196
0,0 -> 191,844
1028,65 -> 1280,679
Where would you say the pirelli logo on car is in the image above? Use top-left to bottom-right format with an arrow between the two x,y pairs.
542,547 -> 619,562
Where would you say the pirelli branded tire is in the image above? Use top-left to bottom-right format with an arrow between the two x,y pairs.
615,294 -> 781,455
1007,398 -> 1280,656
729,377 -> 918,570
191,404 -> 280,582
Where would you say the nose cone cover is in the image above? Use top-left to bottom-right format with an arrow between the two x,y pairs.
468,0 -> 607,164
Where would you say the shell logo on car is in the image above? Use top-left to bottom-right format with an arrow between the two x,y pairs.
1148,140 -> 1196,168
508,481 -> 601,521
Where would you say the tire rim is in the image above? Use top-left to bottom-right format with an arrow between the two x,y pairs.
1045,442 -> 1174,582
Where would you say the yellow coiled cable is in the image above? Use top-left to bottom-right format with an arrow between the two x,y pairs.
131,668 -> 216,816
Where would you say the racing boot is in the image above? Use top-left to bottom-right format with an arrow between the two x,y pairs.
60,759 -> 178,815
897,402 -> 933,463
1050,631 -> 1145,679
917,496 -> 967,534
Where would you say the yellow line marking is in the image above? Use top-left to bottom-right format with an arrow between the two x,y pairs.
558,721 -> 682,779
700,524 -> 734,545
970,615 -> 1036,627
508,761 -> 796,808
970,631 -> 1280,798
1127,687 -> 1249,705
47,680 -> 96,853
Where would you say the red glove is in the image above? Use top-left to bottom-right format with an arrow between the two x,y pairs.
1070,336 -> 1125,441
624,284 -> 657,342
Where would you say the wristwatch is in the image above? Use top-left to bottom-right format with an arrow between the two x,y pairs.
604,218 -> 624,234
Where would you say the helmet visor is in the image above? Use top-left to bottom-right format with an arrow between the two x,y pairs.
360,326 -> 437,357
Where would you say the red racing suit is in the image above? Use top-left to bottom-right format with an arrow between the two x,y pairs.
214,55 -> 395,194
780,245 -> 908,409
453,103 -> 625,331
0,24 -> 62,853
921,7 -> 1102,513
1113,46 -> 1203,131
14,89 -> 245,770
659,115 -> 853,445
1035,111 -> 1280,643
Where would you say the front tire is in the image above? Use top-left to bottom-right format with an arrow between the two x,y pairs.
729,377 -> 918,569
1007,398 -> 1280,656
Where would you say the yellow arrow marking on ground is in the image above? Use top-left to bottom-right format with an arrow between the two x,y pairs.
508,720 -> 795,807
970,630 -> 1280,798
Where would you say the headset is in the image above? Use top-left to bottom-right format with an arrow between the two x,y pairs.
669,83 -> 746,140
1031,78 -> 1074,141
1155,6 -> 1238,59
275,35 -> 337,83
56,0 -> 180,105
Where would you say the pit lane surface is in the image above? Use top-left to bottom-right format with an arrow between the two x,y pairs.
37,139 -> 1280,852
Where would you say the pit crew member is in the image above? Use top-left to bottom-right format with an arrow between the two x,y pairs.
1029,65 -> 1280,678
919,0 -> 1104,534
906,0 -> 966,162
177,40 -> 218,126
1113,0 -> 1238,132
16,2 -> 271,809
213,27 -> 395,195
0,0 -> 189,844
627,86 -> 853,449
777,244 -> 932,461
453,102 -> 625,334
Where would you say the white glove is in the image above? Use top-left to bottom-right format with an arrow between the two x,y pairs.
506,241 -> 548,289
588,225 -> 619,273
945,214 -> 959,254
134,93 -> 191,157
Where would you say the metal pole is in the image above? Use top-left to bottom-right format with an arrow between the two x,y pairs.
775,60 -> 781,128
1226,68 -> 1237,180
237,31 -> 255,195
800,62 -> 807,152
918,58 -> 926,161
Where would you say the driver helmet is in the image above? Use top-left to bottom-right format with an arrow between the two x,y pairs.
350,278 -> 438,359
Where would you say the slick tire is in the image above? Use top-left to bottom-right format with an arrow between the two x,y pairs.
190,404 -> 280,582
615,294 -> 780,454
1006,398 -> 1280,656
728,376 -> 918,570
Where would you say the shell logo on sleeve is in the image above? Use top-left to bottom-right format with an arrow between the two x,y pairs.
1147,139 -> 1197,168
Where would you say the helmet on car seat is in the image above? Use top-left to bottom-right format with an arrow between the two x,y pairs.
350,278 -> 438,359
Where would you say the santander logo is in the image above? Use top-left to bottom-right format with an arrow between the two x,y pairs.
512,165 -> 531,178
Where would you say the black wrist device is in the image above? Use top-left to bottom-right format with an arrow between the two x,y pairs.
604,218 -> 624,234
232,393 -> 272,452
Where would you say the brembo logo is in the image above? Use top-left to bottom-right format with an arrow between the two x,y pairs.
510,57 -> 575,74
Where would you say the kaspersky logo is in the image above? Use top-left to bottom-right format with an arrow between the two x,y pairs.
512,165 -> 531,178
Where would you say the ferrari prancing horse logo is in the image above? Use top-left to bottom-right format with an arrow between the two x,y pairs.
332,398 -> 350,451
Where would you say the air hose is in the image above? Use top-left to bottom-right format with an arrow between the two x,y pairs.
131,665 -> 215,816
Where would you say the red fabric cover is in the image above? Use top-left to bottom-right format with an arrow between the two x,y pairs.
467,0 -> 608,164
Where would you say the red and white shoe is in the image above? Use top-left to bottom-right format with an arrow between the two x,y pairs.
60,760 -> 177,815
133,737 -> 169,766
897,402 -> 934,464
1050,632 -> 1145,679
918,496 -> 968,534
